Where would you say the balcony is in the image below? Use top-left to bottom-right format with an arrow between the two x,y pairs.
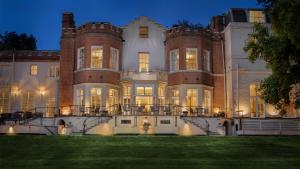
121,70 -> 168,81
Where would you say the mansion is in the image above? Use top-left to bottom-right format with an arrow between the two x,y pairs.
0,8 -> 299,119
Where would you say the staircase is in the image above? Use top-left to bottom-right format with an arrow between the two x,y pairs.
181,117 -> 224,136
82,116 -> 112,133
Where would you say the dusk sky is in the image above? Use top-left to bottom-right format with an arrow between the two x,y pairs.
0,0 -> 260,50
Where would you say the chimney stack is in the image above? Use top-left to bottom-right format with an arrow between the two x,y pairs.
210,15 -> 225,33
62,12 -> 75,29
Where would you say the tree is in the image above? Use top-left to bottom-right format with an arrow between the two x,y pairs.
244,0 -> 300,115
0,32 -> 37,51
172,19 -> 204,29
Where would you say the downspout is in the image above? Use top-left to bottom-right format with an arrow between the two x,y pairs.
221,37 -> 227,118
236,63 -> 239,118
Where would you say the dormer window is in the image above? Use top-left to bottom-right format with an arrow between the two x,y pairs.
249,10 -> 265,23
139,26 -> 148,38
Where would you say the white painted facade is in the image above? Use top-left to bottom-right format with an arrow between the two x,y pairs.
0,59 -> 60,115
122,16 -> 166,72
224,22 -> 276,117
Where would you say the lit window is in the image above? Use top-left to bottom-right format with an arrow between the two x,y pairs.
139,26 -> 148,38
123,85 -> 131,105
108,89 -> 119,109
77,47 -> 84,69
158,85 -> 165,105
91,46 -> 103,68
186,48 -> 197,70
0,89 -> 9,113
203,89 -> 211,113
138,52 -> 149,72
249,10 -> 265,23
110,47 -> 119,70
145,87 -> 152,96
170,49 -> 179,72
77,89 -> 84,106
186,89 -> 197,107
123,86 -> 131,97
136,87 -> 152,96
46,98 -> 55,117
30,65 -> 38,75
91,88 -> 101,108
170,89 -> 179,105
22,91 -> 34,112
203,50 -> 211,72
48,66 -> 60,77
249,84 -> 264,117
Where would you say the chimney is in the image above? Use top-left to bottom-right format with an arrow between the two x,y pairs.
210,15 -> 225,33
62,12 -> 75,29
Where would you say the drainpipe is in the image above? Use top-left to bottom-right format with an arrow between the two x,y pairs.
221,37 -> 227,117
236,64 -> 239,118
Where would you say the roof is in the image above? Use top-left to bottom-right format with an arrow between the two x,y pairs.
0,50 -> 60,62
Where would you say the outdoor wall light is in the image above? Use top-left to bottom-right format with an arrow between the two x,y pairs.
11,86 -> 19,96
61,107 -> 71,115
39,87 -> 45,96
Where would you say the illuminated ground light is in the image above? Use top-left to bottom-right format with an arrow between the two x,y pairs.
181,123 -> 193,136
99,123 -> 113,136
7,125 -> 15,135
61,107 -> 71,115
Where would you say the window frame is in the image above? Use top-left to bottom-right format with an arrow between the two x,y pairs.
185,48 -> 198,70
138,52 -> 149,72
170,49 -> 179,72
110,47 -> 119,70
77,47 -> 85,70
91,46 -> 103,69
249,10 -> 265,23
203,50 -> 211,72
30,64 -> 38,76
139,26 -> 149,38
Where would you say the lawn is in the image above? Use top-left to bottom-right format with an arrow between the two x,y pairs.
0,136 -> 300,169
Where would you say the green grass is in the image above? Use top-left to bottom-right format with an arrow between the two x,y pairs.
0,136 -> 300,169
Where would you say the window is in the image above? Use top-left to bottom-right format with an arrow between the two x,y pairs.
48,66 -> 60,77
123,85 -> 131,105
91,88 -> 101,108
136,87 -> 152,96
91,46 -> 103,68
121,120 -> 131,124
138,52 -> 149,72
0,89 -> 9,113
22,91 -> 34,112
30,65 -> 38,75
77,47 -> 84,69
186,48 -> 197,70
249,10 -> 265,23
46,98 -> 55,117
170,89 -> 179,105
110,48 -> 119,70
203,89 -> 212,114
139,26 -> 148,38
77,89 -> 84,106
203,50 -> 211,72
108,89 -> 118,107
186,89 -> 197,107
158,85 -> 165,105
249,84 -> 264,117
170,49 -> 179,72
160,120 -> 171,124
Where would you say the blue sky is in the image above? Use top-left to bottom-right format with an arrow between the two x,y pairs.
0,0 -> 260,50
